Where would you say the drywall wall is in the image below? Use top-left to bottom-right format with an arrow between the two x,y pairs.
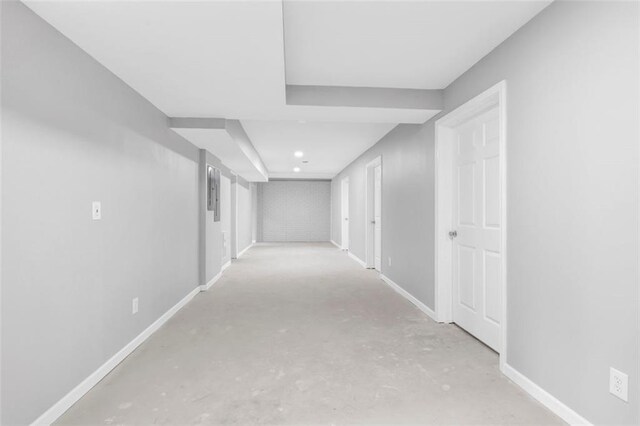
332,1 -> 639,424
251,183 -> 258,243
220,174 -> 232,265
230,175 -> 238,257
237,178 -> 254,253
228,175 -> 255,257
331,124 -> 436,308
0,1 -> 201,424
444,2 -> 638,424
258,180 -> 331,242
330,179 -> 341,245
1,2 -> 258,424
199,152 -> 234,285
199,151 -> 221,284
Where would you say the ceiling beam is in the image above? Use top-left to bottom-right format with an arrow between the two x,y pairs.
286,85 -> 443,111
168,117 -> 226,129
169,117 -> 269,182
225,119 -> 269,181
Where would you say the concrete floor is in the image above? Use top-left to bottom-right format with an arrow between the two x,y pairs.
57,243 -> 562,425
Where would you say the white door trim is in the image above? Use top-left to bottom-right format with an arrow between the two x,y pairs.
341,177 -> 350,251
365,156 -> 382,269
434,80 -> 507,367
230,174 -> 238,259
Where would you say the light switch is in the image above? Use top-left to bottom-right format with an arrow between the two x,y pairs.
92,201 -> 101,220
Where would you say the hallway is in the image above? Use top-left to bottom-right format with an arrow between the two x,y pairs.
58,244 -> 561,425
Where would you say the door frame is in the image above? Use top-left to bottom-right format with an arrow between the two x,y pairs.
434,80 -> 507,366
230,173 -> 238,259
341,177 -> 350,251
365,156 -> 382,269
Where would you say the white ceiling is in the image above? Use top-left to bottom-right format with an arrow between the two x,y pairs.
22,0 -> 433,124
24,0 -> 551,181
284,1 -> 552,89
243,120 -> 397,179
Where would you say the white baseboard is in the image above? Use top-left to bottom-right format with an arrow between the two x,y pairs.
237,243 -> 253,259
501,363 -> 591,425
378,272 -> 590,425
380,274 -> 438,322
200,271 -> 222,292
329,240 -> 341,249
31,285 -> 201,426
347,251 -> 367,268
221,260 -> 231,271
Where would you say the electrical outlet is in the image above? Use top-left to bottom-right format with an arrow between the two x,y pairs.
92,201 -> 101,220
132,297 -> 139,315
609,367 -> 628,402
388,257 -> 392,267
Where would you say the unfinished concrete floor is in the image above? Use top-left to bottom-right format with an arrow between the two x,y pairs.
57,243 -> 562,425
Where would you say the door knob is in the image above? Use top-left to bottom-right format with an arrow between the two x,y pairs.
448,230 -> 457,239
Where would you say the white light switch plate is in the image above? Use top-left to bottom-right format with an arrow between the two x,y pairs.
132,297 -> 139,315
92,201 -> 101,220
610,367 -> 628,402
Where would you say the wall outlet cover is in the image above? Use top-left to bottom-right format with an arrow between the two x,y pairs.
609,367 -> 628,402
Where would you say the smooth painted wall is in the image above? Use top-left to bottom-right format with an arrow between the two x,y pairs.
1,2 -> 253,423
332,1 -> 638,424
220,174 -> 232,265
0,2 -> 202,424
444,2 -> 638,424
331,125 -> 435,307
237,178 -> 254,253
230,176 -> 238,257
200,151 -> 221,284
251,183 -> 258,243
199,152 -> 235,285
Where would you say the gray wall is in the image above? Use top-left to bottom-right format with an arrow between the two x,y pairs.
251,183 -> 258,243
237,179 -> 254,253
230,175 -> 238,257
220,174 -> 232,265
0,2 -> 200,423
258,181 -> 331,242
200,154 -> 235,284
332,1 -> 638,424
331,125 -> 435,307
199,151 -> 221,284
0,2 -> 254,423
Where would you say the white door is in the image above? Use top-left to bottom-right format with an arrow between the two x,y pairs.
452,107 -> 501,351
374,165 -> 382,271
341,177 -> 349,250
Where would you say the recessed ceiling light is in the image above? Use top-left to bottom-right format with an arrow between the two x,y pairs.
294,151 -> 304,158
293,167 -> 301,172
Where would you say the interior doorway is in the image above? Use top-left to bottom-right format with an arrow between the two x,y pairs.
435,81 -> 507,361
230,174 -> 238,259
341,177 -> 350,251
365,156 -> 382,270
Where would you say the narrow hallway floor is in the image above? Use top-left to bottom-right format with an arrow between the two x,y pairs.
57,243 -> 562,425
